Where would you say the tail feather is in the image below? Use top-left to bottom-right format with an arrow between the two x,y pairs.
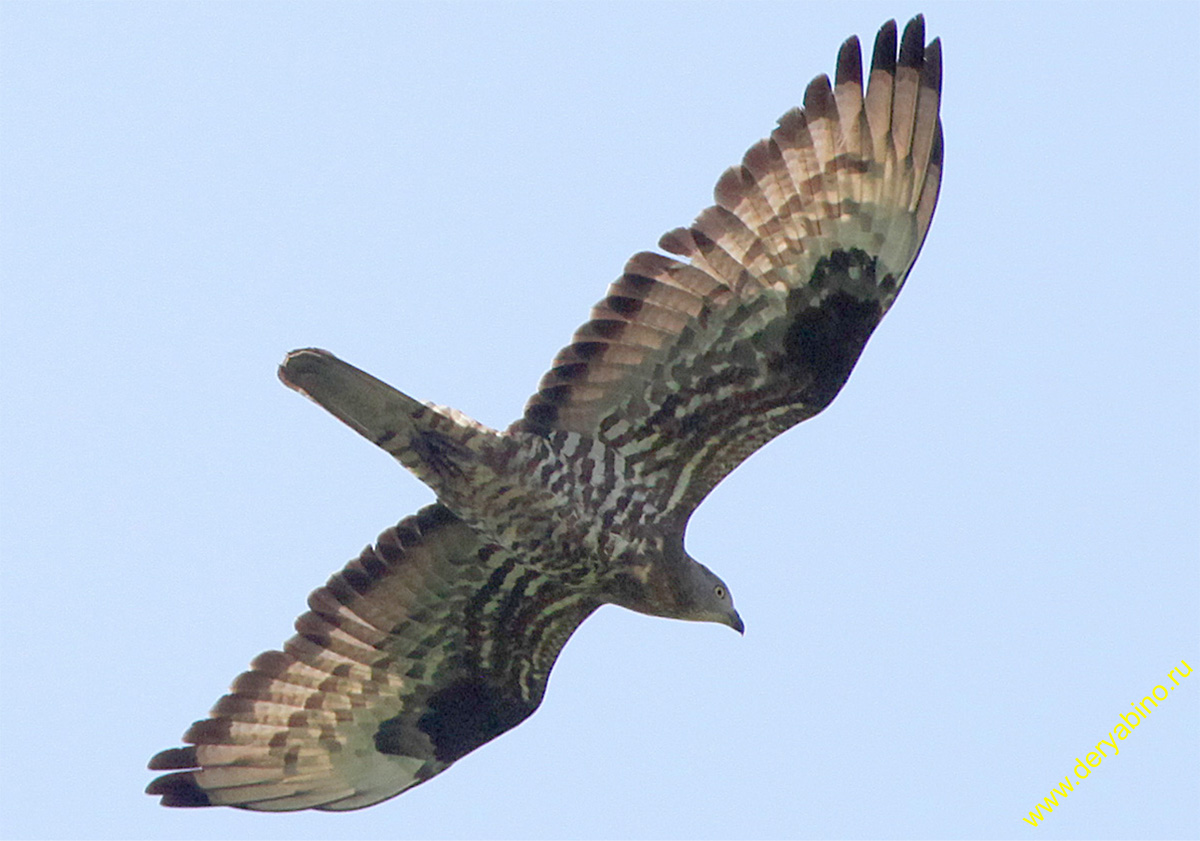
279,348 -> 430,447
279,349 -> 498,493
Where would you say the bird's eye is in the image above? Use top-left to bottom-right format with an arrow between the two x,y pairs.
714,585 -> 726,599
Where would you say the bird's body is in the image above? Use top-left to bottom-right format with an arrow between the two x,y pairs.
149,16 -> 943,811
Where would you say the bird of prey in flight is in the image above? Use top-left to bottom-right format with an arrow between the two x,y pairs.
148,15 -> 942,811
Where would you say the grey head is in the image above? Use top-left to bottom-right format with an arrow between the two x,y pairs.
681,556 -> 744,634
623,536 -> 743,634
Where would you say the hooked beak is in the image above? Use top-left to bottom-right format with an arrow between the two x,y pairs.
727,610 -> 745,635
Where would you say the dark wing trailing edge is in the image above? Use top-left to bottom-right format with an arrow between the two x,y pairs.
514,17 -> 943,520
147,505 -> 599,811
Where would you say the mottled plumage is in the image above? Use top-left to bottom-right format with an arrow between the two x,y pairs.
148,16 -> 943,811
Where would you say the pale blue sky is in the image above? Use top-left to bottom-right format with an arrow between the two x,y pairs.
2,3 -> 1197,839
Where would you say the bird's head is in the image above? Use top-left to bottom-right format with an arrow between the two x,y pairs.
608,535 -> 744,633
681,559 -> 744,634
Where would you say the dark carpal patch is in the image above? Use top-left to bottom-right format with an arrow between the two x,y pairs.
781,249 -> 887,407
403,678 -> 536,763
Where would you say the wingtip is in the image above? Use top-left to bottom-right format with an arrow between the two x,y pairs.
898,15 -> 926,69
922,37 -> 943,95
802,73 -> 837,122
146,771 -> 213,807
835,35 -> 863,88
147,746 -> 197,771
871,19 -> 898,75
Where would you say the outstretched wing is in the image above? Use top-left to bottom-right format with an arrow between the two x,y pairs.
514,17 -> 942,519
147,504 -> 598,811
